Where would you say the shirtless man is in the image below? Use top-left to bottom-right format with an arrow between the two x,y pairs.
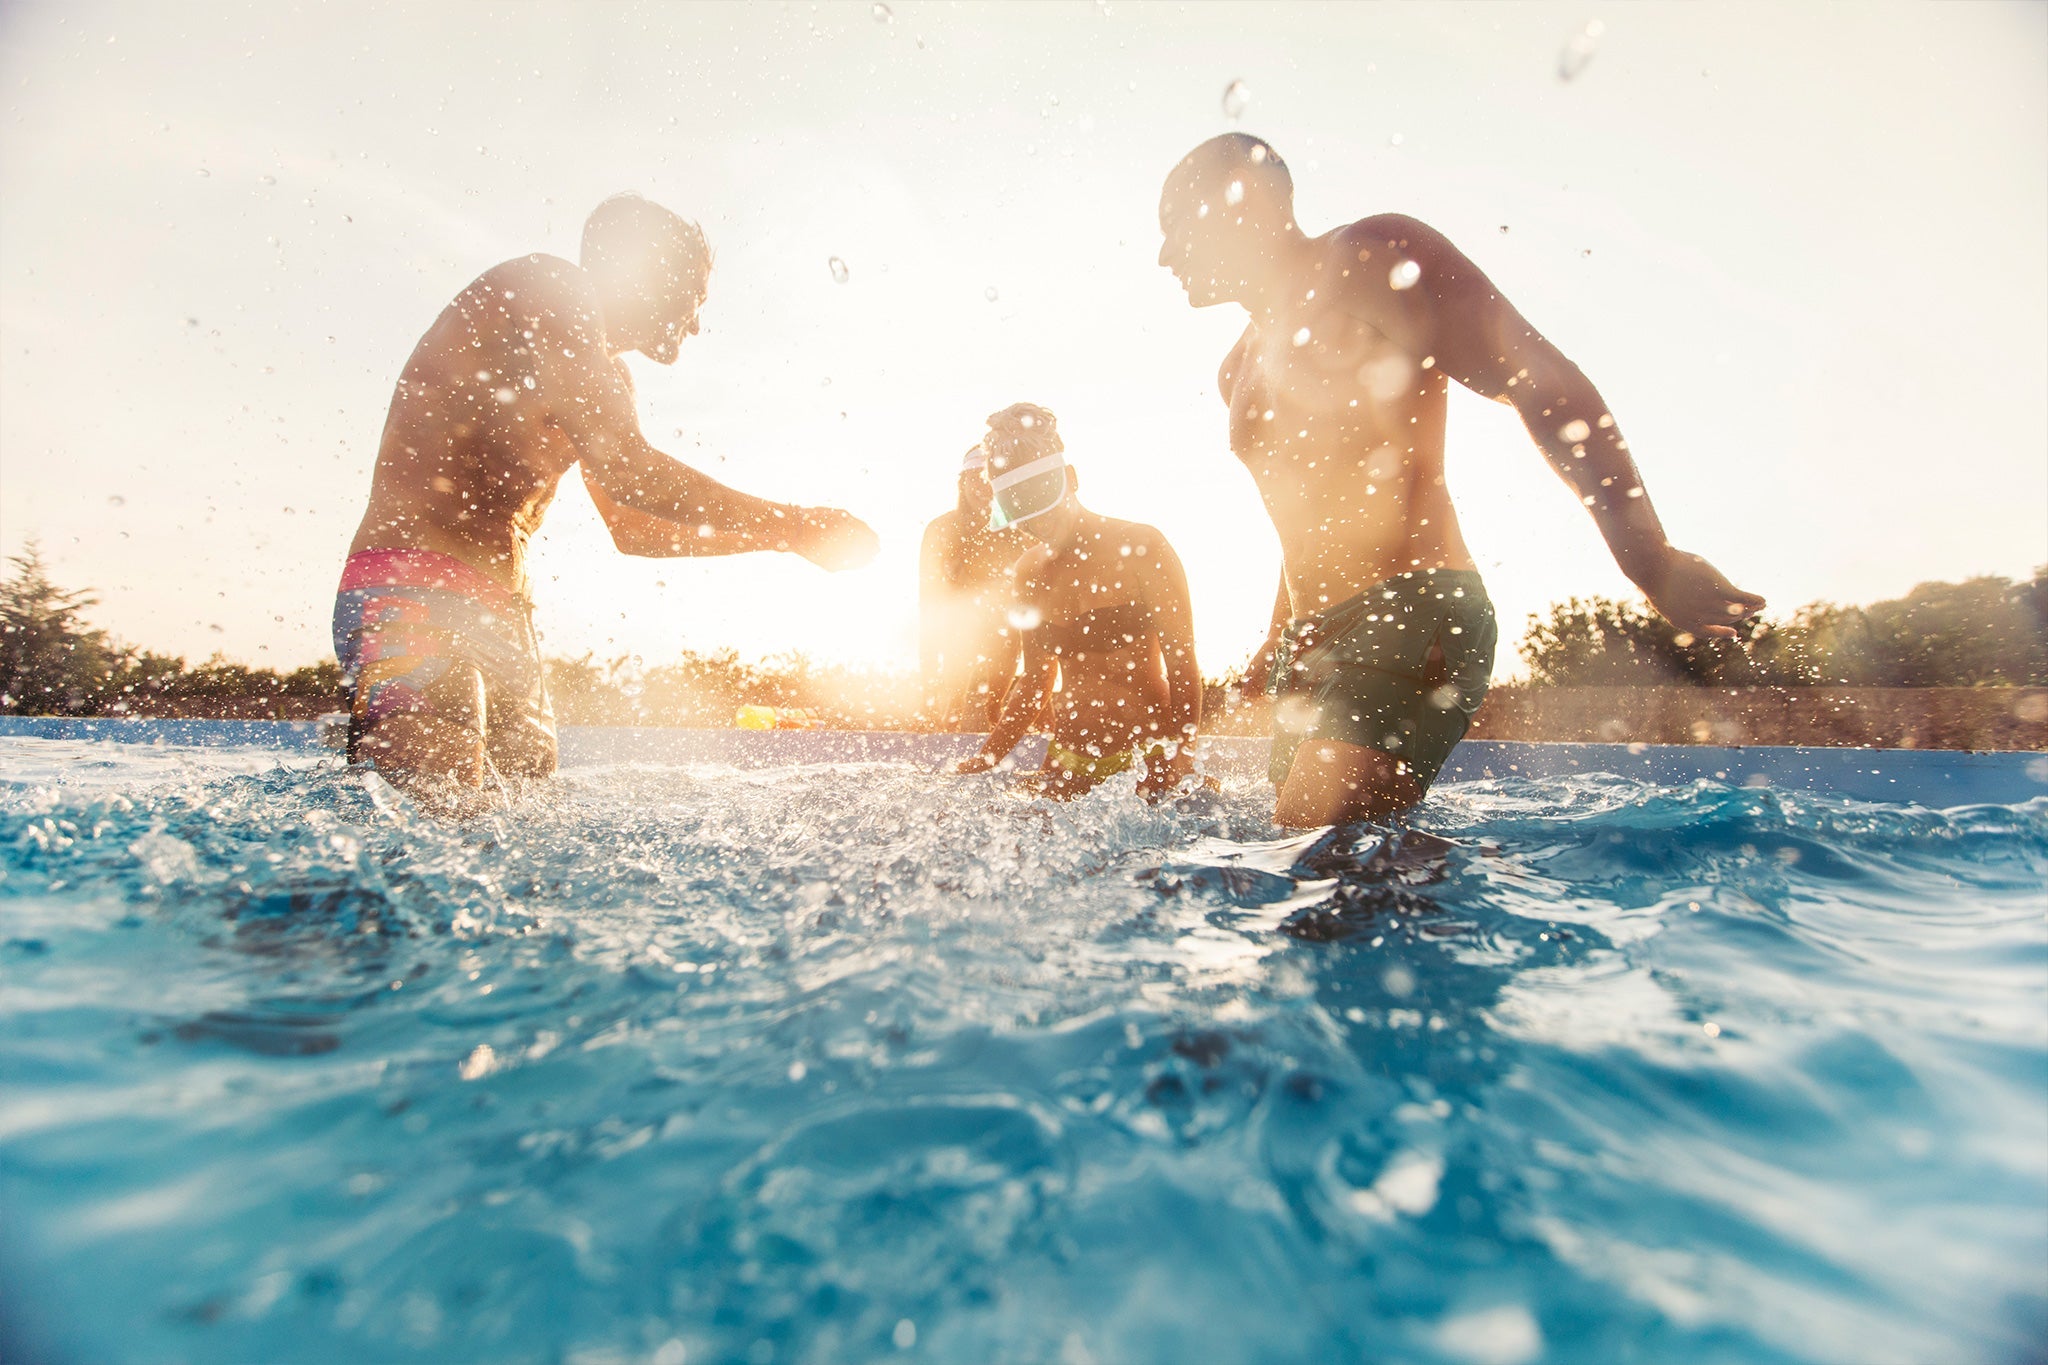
335,193 -> 876,806
952,403 -> 1201,799
917,444 -> 1032,729
1157,135 -> 1762,826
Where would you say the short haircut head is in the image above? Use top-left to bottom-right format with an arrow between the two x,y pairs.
580,193 -> 711,289
1164,133 -> 1293,213
982,402 -> 1063,472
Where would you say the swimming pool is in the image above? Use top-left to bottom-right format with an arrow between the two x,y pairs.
2,723 -> 2043,1364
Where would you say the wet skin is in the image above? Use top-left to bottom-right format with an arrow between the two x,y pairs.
918,473 -> 1034,730
957,498 -> 1202,799
346,250 -> 876,803
1159,161 -> 1762,826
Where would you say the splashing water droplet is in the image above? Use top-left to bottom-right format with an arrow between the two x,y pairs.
1558,19 -> 1604,81
1558,419 -> 1591,443
1292,327 -> 1312,347
984,286 -> 999,302
1388,132 -> 1404,147
107,495 -> 126,507
1007,605 -> 1044,632
1221,79 -> 1250,120
827,256 -> 849,284
1499,225 -> 1511,234
1388,260 -> 1421,291
871,1 -> 892,21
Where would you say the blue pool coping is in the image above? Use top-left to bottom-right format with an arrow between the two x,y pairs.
2,715 -> 2043,807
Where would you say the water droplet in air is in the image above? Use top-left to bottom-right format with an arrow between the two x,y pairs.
107,494 -> 125,507
871,2 -> 892,21
1388,260 -> 1421,290
259,173 -> 275,185
827,256 -> 849,284
1558,418 -> 1591,443
1292,326 -> 1312,347
1388,132 -> 1404,147
1498,225 -> 1510,234
1007,605 -> 1044,632
1224,180 -> 1245,207
1559,20 -> 1604,81
984,286 -> 999,302
1221,79 -> 1250,120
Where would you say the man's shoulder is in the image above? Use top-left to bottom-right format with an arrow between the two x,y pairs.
1096,514 -> 1176,554
1332,213 -> 1442,252
470,255 -> 601,319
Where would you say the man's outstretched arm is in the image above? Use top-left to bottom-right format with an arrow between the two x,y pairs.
549,340 -> 876,571
581,469 -> 848,560
1349,215 -> 1764,636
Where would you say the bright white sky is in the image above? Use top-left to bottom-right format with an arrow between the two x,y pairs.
2,0 -> 2043,680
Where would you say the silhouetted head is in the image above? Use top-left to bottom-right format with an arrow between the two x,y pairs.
1157,133 -> 1298,308
581,194 -> 711,364
981,402 -> 1072,538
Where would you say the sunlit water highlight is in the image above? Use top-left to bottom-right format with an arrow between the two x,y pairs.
1,738 -> 2043,1365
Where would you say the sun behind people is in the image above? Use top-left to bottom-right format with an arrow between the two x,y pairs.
333,194 -> 877,812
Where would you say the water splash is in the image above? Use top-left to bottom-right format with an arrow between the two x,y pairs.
1221,79 -> 1250,121
1,743 -> 2042,1365
1559,19 -> 1605,81
1388,259 -> 1422,291
827,256 -> 850,284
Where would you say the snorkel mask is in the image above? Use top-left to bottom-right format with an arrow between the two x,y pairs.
982,402 -> 1068,532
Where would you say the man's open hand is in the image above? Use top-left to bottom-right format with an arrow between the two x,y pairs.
1647,549 -> 1766,639
793,507 -> 879,571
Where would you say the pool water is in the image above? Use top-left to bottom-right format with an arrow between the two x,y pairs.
1,736 -> 2043,1365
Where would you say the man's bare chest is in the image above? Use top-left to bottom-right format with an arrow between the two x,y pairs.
1226,312 -> 1431,451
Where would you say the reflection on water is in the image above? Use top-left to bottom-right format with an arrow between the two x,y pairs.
0,739 -> 2043,1365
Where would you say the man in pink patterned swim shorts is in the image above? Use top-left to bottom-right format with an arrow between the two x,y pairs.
336,194 -> 876,809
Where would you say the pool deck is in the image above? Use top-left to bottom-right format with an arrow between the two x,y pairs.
3,716 -> 2044,806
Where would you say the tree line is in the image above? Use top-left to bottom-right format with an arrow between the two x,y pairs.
2,542 -> 2041,722
1517,569 -> 2047,688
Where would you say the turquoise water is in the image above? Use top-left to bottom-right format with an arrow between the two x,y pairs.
1,737 -> 2043,1365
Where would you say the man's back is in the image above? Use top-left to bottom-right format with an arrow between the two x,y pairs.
350,254 -> 597,594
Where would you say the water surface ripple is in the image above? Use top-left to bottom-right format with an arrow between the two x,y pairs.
1,738 -> 2043,1365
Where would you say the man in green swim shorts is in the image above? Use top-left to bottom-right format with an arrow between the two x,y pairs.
1158,134 -> 1764,826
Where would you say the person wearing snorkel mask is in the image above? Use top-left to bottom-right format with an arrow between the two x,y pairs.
952,403 -> 1204,800
336,193 -> 877,810
1157,134 -> 1764,827
917,444 -> 1034,730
